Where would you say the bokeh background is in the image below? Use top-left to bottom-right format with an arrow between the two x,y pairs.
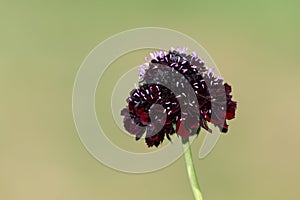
1,0 -> 300,200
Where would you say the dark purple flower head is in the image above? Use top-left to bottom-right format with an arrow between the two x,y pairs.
121,48 -> 237,147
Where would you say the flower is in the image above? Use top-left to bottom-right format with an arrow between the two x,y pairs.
121,48 -> 237,147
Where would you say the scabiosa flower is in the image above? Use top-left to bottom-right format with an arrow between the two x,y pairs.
121,48 -> 237,147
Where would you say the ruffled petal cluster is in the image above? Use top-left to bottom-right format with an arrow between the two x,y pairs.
121,48 -> 237,147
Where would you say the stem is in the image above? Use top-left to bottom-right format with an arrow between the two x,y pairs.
182,138 -> 204,200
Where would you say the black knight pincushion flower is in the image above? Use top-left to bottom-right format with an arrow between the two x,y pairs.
121,48 -> 237,147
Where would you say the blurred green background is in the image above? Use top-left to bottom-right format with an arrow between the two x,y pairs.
1,0 -> 300,199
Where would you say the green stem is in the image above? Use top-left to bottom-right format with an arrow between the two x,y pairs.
182,138 -> 203,200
